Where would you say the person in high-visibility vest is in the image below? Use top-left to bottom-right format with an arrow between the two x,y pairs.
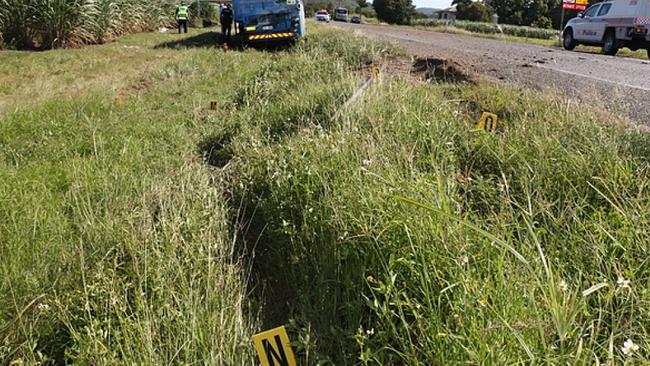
176,1 -> 190,34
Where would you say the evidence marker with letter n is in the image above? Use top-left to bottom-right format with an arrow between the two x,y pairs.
251,326 -> 297,366
475,111 -> 498,133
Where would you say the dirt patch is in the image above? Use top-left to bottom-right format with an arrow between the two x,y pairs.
131,77 -> 152,92
411,57 -> 473,83
371,56 -> 475,84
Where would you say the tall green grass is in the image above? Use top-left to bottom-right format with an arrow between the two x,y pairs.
214,36 -> 649,363
0,0 -> 174,49
0,29 -> 262,364
0,25 -> 397,364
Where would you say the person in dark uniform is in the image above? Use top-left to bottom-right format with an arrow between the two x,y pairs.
220,4 -> 233,40
176,1 -> 190,34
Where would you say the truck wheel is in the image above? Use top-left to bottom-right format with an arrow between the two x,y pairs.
563,29 -> 577,51
602,30 -> 619,55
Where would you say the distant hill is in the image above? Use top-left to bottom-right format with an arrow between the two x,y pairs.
416,7 -> 441,15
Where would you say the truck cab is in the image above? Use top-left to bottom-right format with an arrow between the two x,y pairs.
563,0 -> 650,58
234,0 -> 306,42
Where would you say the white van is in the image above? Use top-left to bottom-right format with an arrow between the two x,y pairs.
334,7 -> 348,22
563,0 -> 650,58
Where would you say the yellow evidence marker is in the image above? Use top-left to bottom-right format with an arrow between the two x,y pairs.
475,112 -> 498,132
372,66 -> 380,79
251,326 -> 297,366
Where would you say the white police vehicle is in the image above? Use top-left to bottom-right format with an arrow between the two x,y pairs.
563,0 -> 650,58
315,9 -> 331,22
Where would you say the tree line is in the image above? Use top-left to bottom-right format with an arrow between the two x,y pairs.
483,0 -> 604,28
370,0 -> 605,28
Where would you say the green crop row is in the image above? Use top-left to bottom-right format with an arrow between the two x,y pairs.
414,18 -> 558,39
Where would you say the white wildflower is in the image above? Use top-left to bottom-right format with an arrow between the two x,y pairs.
621,339 -> 639,355
559,279 -> 568,292
37,303 -> 50,311
366,328 -> 375,336
460,255 -> 469,265
617,276 -> 631,290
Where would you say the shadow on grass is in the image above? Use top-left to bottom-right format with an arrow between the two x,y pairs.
154,31 -> 235,49
155,30 -> 295,52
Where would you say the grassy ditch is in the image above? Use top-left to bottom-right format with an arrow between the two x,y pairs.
0,25 -> 395,364
1,23 -> 649,364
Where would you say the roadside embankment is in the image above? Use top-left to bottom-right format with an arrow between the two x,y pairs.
1,24 -> 648,364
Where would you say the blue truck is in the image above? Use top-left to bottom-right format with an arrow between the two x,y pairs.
232,0 -> 306,42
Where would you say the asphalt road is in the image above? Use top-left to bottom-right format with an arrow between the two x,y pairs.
332,22 -> 650,123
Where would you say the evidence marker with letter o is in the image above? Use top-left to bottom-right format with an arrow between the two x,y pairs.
475,111 -> 498,133
251,326 -> 297,366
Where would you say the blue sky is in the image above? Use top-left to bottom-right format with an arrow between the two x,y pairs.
414,0 -> 451,9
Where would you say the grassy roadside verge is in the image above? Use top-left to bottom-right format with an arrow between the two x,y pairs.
0,29 -> 199,114
2,23 -> 649,365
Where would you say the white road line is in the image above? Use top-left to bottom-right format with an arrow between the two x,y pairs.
533,63 -> 650,92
